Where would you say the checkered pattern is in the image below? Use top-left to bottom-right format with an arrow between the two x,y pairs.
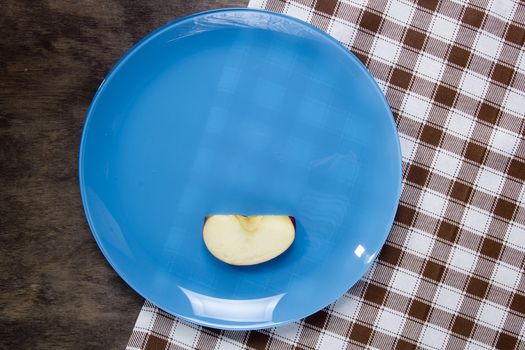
128,1 -> 525,349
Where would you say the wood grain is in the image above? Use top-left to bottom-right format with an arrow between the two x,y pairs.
0,1 -> 247,348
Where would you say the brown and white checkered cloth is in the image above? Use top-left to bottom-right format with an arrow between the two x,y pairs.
127,1 -> 525,349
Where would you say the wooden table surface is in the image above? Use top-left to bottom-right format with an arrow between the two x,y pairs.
0,1 -> 247,348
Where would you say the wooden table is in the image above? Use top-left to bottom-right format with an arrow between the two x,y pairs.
0,1 -> 247,348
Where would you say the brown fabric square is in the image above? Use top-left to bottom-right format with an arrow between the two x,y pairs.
480,238 -> 503,259
492,63 -> 514,86
360,11 -> 382,33
448,46 -> 471,68
390,68 -> 412,90
349,324 -> 373,344
450,181 -> 473,203
315,0 -> 338,16
246,331 -> 271,349
510,293 -> 525,314
462,7 -> 484,28
508,159 -> 525,181
205,328 -> 221,336
408,300 -> 431,321
395,339 -> 417,350
304,310 -> 329,328
363,284 -> 387,304
422,260 -> 445,282
417,0 -> 438,11
406,164 -> 430,186
353,51 -> 368,65
392,110 -> 400,123
506,24 -> 525,46
434,85 -> 457,107
477,102 -> 500,124
404,28 -> 426,50
379,244 -> 402,265
496,332 -> 518,350
494,198 -> 516,220
395,205 -> 416,226
466,277 -> 489,298
145,335 -> 167,350
451,316 -> 475,337
420,124 -> 443,146
437,221 -> 459,242
464,142 -> 486,164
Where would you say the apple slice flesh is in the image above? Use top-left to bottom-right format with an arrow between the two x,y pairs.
203,215 -> 295,266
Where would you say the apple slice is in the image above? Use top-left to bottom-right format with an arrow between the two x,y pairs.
203,215 -> 295,266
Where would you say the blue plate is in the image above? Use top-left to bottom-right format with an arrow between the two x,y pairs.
79,9 -> 401,330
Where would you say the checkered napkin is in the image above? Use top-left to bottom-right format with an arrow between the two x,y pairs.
127,1 -> 525,349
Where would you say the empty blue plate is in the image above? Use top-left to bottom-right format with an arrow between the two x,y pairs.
79,9 -> 401,330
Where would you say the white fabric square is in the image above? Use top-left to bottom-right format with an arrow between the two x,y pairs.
419,190 -> 447,217
403,93 -> 431,120
419,325 -> 449,349
434,286 -> 463,312
474,31 -> 501,59
461,72 -> 488,99
249,0 -> 265,7
385,0 -> 414,23
489,0 -> 516,19
503,88 -> 525,115
170,322 -> 197,346
478,301 -> 507,329
462,207 -> 490,234
416,54 -> 445,81
215,340 -> 243,350
430,15 -> 458,40
466,340 -> 493,350
476,166 -> 504,194
347,0 -> 369,7
448,246 -> 478,272
518,50 -> 525,74
376,309 -> 406,333
391,268 -> 420,295
373,36 -> 400,63
285,4 -> 311,22
506,224 -> 525,250
329,20 -> 356,44
274,322 -> 302,341
491,262 -> 521,290
317,333 -> 346,350
332,295 -> 361,320
490,127 -> 520,155
406,229 -> 434,256
346,0 -> 368,7
433,150 -> 461,178
400,135 -> 417,161
446,110 -> 474,138
135,310 -> 155,330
